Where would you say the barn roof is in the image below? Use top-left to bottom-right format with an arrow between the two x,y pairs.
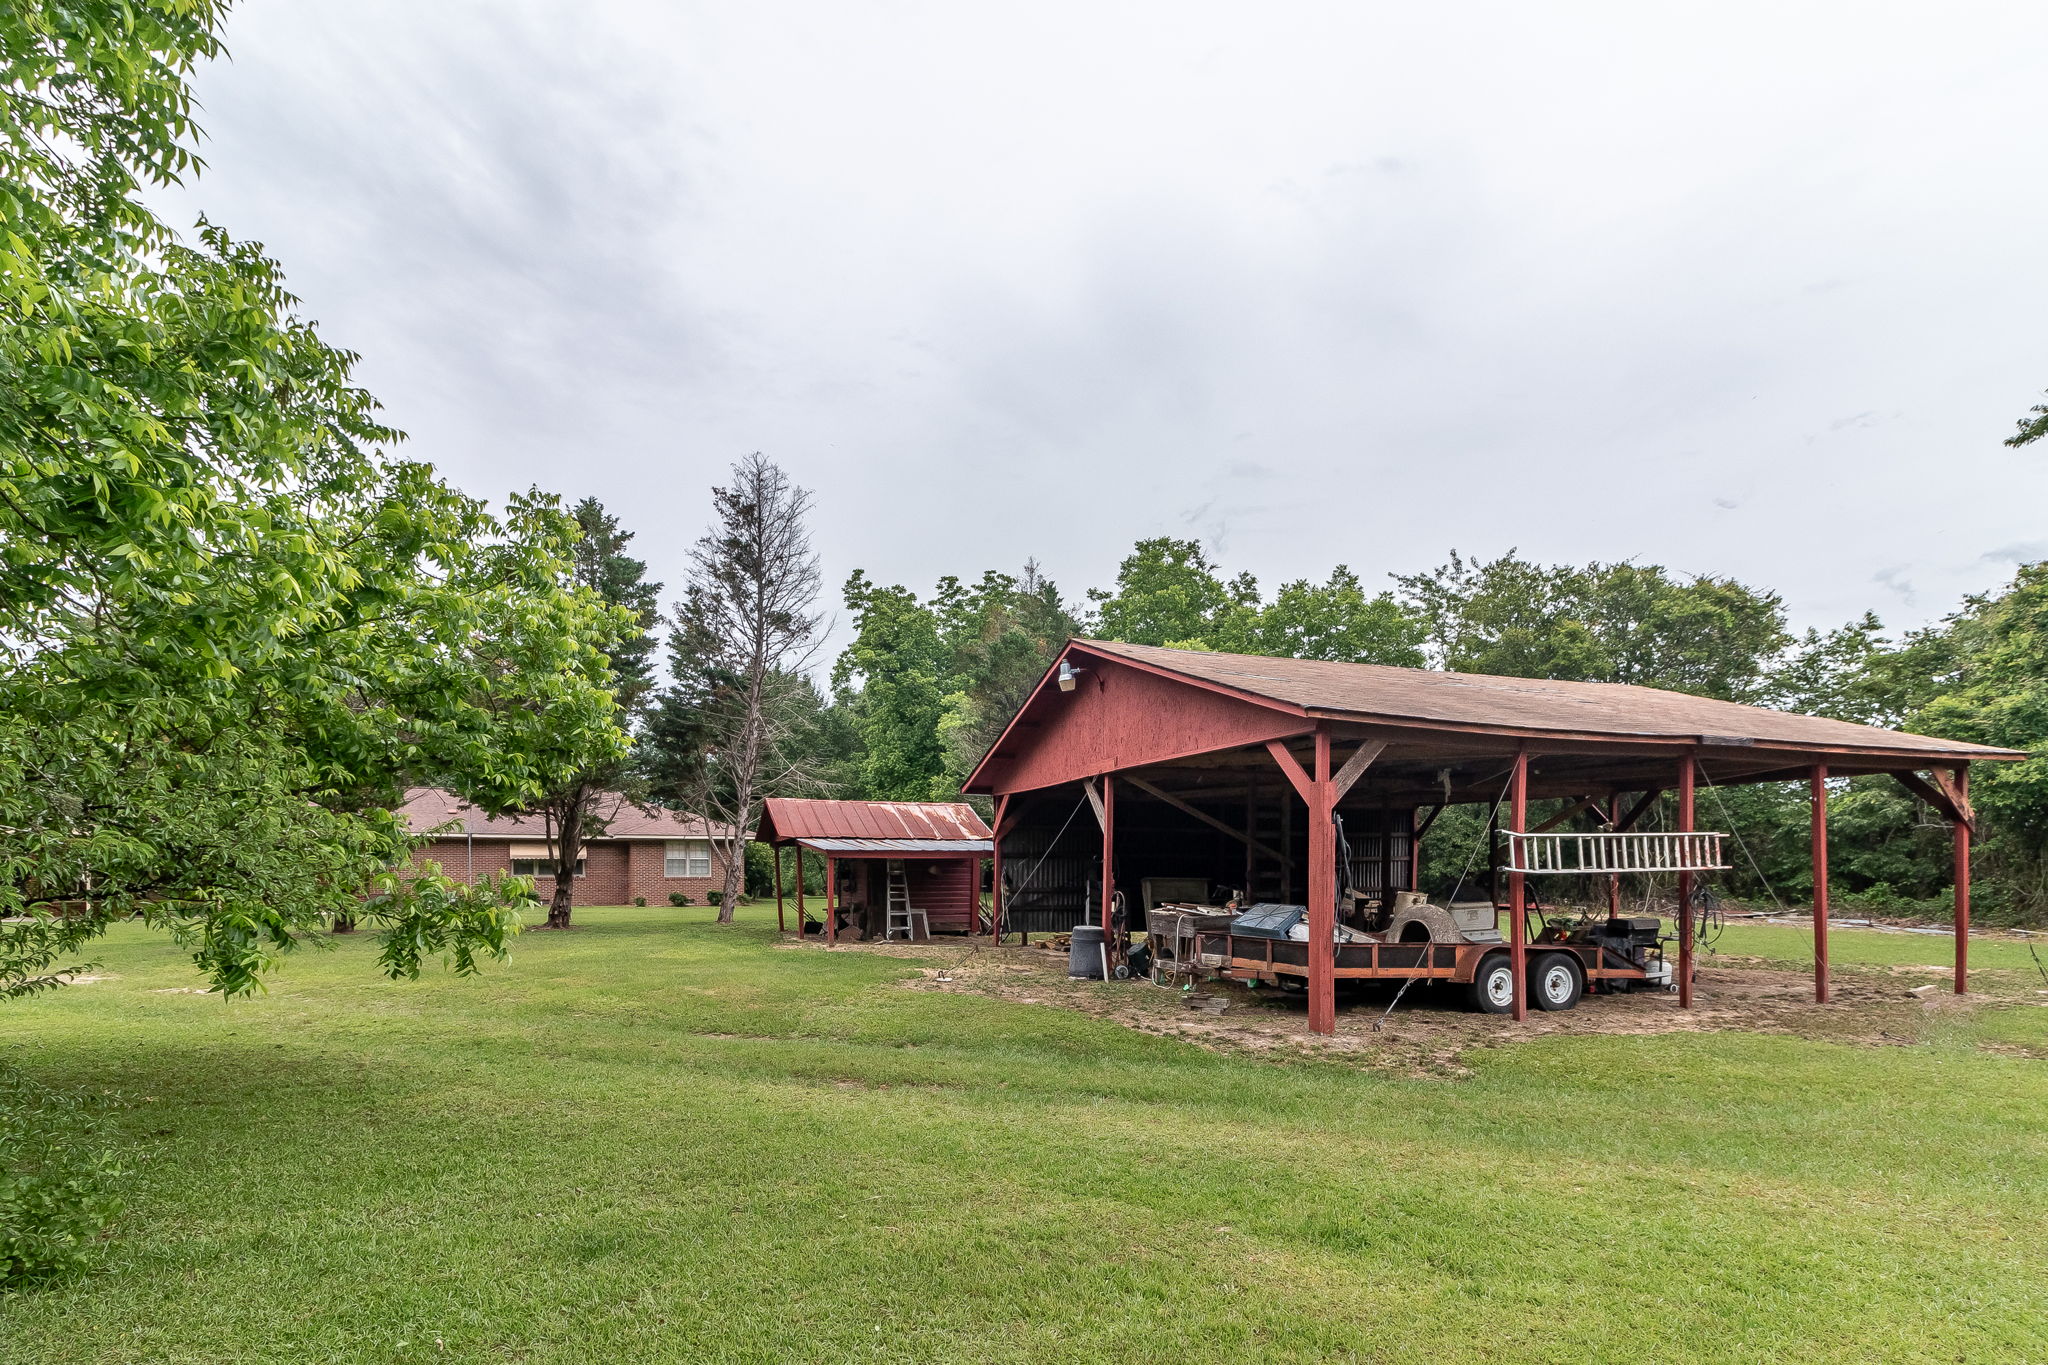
756,798 -> 992,845
1070,640 -> 2016,760
398,788 -> 740,841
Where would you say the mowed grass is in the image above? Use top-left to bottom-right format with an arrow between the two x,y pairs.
3,908 -> 2046,1364
1708,920 -> 2047,972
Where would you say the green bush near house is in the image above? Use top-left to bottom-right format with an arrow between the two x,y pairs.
668,893 -> 692,907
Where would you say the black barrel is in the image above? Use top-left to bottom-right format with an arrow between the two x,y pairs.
1067,923 -> 1107,979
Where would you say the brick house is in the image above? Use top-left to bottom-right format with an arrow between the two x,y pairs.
398,788 -> 745,907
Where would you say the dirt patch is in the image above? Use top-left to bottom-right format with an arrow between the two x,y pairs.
815,937 -> 2041,1075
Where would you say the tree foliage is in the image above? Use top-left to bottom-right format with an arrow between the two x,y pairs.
0,0 -> 630,995
1396,551 -> 1791,702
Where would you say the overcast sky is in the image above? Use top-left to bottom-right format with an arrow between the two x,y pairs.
160,1 -> 2048,646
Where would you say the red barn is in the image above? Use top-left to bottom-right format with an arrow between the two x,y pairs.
756,798 -> 992,942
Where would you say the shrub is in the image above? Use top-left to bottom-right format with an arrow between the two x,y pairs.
668,893 -> 692,907
632,896 -> 646,907
706,891 -> 723,906
0,1062 -> 130,1287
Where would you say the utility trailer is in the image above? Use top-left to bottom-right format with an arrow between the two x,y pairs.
1193,912 -> 1672,1013
1183,831 -> 1719,1013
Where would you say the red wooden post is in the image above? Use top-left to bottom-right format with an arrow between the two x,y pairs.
1100,774 -> 1116,937
1810,765 -> 1829,1003
1307,725 -> 1337,1035
1605,792 -> 1621,920
990,794 -> 1008,942
774,842 -> 786,933
825,854 -> 838,946
1508,748 -> 1528,1022
1677,753 -> 1696,1009
1953,765 -> 1971,995
795,846 -> 806,932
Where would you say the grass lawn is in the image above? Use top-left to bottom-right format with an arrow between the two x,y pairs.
3,906 -> 2046,1364
1707,919 -> 2047,973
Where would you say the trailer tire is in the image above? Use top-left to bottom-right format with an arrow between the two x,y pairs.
1531,953 -> 1583,1011
1469,953 -> 1516,1014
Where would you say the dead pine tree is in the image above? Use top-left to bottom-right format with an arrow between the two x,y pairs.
670,454 -> 824,923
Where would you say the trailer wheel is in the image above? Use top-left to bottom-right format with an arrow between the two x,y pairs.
1531,954 -> 1583,1011
1469,953 -> 1516,1014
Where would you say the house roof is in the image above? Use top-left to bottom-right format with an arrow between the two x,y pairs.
1067,640 -> 2019,761
398,788 -> 740,842
756,798 -> 992,845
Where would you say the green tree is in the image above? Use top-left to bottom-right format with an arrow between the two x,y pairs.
526,498 -> 664,930
835,573 -> 950,799
1397,551 -> 1790,701
0,1 -> 630,996
1250,566 -> 1426,665
2007,390 -> 2048,448
1087,538 -> 1250,648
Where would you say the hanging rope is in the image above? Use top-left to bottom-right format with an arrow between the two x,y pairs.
1002,790 -> 1092,908
1697,766 -> 1792,916
1441,765 -> 1519,910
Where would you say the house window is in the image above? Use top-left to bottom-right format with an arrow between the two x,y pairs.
511,857 -> 585,878
665,839 -> 713,878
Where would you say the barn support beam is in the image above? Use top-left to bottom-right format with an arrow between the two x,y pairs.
1099,774 -> 1116,937
1306,726 -> 1337,1035
794,846 -> 806,932
1509,749 -> 1529,1021
1677,753 -> 1697,1009
990,794 -> 1009,942
1811,765 -> 1830,1003
774,843 -> 786,934
824,854 -> 838,947
1953,765 -> 1971,996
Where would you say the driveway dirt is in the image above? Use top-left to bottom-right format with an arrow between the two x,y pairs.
805,936 -> 2048,1075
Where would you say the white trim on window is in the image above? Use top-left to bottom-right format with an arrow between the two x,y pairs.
665,839 -> 713,878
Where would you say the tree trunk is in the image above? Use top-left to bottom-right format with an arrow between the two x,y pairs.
546,782 -> 590,930
333,914 -> 356,934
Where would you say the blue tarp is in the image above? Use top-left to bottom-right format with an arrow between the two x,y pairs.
1226,903 -> 1308,940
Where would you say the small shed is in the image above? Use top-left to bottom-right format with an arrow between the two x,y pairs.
756,799 -> 993,943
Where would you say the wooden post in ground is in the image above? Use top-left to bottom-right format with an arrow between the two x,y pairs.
1953,765 -> 1971,996
1508,748 -> 1529,1022
990,794 -> 1008,942
1099,774 -> 1116,937
825,854 -> 837,947
1810,766 -> 1829,1003
1677,753 -> 1697,1009
1307,726 -> 1337,1035
774,843 -> 786,933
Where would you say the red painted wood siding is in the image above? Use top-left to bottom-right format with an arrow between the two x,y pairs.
977,656 -> 1309,795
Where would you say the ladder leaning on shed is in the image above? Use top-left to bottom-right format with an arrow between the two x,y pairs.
1506,831 -> 1730,875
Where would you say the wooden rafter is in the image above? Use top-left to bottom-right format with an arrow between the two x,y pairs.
1612,790 -> 1661,832
1122,775 -> 1289,864
1265,739 -> 1315,804
1331,740 -> 1388,802
1893,769 -> 1975,829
